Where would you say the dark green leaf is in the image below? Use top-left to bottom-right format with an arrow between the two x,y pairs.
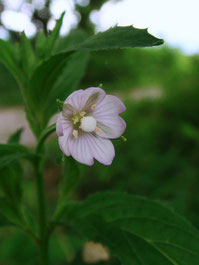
29,52 -> 71,109
44,51 -> 89,120
0,212 -> 11,227
67,26 -> 164,52
181,123 -> 199,143
60,192 -> 199,265
0,197 -> 23,227
8,128 -> 24,143
27,52 -> 71,135
0,143 -> 36,169
59,157 -> 80,200
0,161 -> 23,204
28,51 -> 89,133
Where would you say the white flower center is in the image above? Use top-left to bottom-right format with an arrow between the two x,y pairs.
81,116 -> 97,132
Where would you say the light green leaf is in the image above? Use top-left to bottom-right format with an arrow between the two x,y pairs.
53,29 -> 88,53
0,39 -> 23,84
8,128 -> 24,143
0,143 -> 36,169
60,192 -> 199,265
35,30 -> 48,58
45,12 -> 65,57
67,26 -> 164,52
181,123 -> 199,143
21,31 -> 37,79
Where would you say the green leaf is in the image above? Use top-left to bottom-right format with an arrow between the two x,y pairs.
0,143 -> 36,169
44,51 -> 89,120
0,197 -> 23,227
0,39 -> 23,84
8,128 -> 24,143
27,52 -> 71,135
181,123 -> 199,143
53,157 -> 80,222
35,30 -> 48,58
60,192 -> 199,265
59,157 -> 80,200
29,52 -> 71,109
21,31 -> 37,79
0,212 -> 11,227
0,161 -> 23,204
28,51 -> 89,134
53,29 -> 88,53
67,26 -> 164,52
45,12 -> 65,57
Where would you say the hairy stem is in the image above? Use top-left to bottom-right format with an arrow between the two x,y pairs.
35,153 -> 49,265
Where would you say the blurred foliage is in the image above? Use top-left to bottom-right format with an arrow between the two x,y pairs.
1,42 -> 199,265
0,0 -> 115,40
1,0 -> 199,264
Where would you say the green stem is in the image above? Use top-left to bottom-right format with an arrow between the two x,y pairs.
35,153 -> 49,265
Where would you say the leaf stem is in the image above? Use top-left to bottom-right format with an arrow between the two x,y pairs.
36,123 -> 56,154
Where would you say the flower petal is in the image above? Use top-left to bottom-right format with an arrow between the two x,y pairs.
67,133 -> 94,166
86,134 -> 115,165
58,113 -> 72,134
57,113 -> 73,156
56,113 -> 63,136
65,87 -> 106,111
58,133 -> 70,156
93,95 -> 126,117
96,116 -> 126,139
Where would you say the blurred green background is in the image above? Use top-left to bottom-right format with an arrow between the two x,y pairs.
0,0 -> 199,264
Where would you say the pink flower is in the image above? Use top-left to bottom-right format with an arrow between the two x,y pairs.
56,87 -> 126,166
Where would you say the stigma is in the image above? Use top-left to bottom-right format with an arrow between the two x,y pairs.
81,116 -> 97,133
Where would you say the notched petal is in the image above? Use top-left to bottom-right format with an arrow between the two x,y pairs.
96,116 -> 126,139
83,92 -> 101,111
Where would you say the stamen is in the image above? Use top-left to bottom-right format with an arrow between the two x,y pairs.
72,130 -> 78,139
95,126 -> 101,134
91,104 -> 96,110
73,117 -> 79,124
80,111 -> 86,117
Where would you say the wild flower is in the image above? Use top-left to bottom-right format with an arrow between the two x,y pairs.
56,87 -> 126,165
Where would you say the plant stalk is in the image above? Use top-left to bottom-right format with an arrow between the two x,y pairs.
35,153 -> 49,265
